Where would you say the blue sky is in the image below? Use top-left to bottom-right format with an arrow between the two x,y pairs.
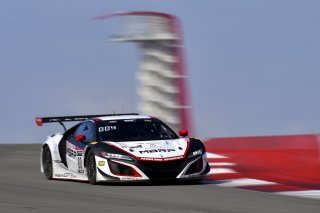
1,0 -> 320,143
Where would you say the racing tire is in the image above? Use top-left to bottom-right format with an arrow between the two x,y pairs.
86,149 -> 97,185
42,146 -> 53,180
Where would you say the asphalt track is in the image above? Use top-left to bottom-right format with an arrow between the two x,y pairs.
1,144 -> 320,213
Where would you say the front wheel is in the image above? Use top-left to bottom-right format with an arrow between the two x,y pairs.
42,146 -> 53,180
86,149 -> 97,185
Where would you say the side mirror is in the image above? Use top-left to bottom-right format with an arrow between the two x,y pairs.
178,130 -> 188,137
76,134 -> 86,142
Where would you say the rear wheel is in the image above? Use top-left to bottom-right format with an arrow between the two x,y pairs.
42,146 -> 53,180
86,149 -> 97,185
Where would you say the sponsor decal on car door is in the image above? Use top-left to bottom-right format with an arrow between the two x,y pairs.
66,140 -> 85,174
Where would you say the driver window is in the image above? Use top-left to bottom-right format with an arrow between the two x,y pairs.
84,122 -> 95,142
74,123 -> 87,138
74,121 -> 95,143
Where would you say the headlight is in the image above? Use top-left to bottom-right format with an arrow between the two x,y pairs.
101,152 -> 133,161
188,149 -> 202,158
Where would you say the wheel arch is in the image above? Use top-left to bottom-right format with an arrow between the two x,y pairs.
40,134 -> 63,172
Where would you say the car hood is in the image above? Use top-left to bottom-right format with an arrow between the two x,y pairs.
105,138 -> 189,160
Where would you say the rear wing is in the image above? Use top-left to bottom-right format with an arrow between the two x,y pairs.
35,113 -> 139,131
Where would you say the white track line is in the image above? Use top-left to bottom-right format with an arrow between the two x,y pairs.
216,178 -> 276,187
206,152 -> 228,159
276,190 -> 320,199
209,168 -> 236,175
209,162 -> 236,166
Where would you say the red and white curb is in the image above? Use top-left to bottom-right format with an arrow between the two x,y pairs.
206,152 -> 320,200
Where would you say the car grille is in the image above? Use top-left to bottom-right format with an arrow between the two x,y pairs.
137,160 -> 186,179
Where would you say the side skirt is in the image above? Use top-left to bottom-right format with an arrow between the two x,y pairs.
51,160 -> 88,181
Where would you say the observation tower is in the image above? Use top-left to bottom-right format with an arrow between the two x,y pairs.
95,11 -> 193,134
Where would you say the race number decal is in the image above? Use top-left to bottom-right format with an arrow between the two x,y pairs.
98,126 -> 116,132
78,157 -> 82,170
77,157 -> 84,173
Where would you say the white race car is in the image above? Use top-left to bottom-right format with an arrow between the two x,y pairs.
36,113 -> 210,184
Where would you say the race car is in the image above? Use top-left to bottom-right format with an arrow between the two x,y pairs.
36,113 -> 210,184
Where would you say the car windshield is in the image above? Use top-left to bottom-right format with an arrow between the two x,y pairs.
96,119 -> 178,142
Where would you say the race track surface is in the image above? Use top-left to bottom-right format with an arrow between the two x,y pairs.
1,144 -> 320,213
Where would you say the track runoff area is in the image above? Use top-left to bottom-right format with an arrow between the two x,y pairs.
1,144 -> 320,213
205,134 -> 320,200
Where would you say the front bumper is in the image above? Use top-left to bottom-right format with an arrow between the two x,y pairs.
95,154 -> 209,182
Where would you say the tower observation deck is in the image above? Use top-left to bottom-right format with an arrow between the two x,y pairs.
95,11 -> 193,134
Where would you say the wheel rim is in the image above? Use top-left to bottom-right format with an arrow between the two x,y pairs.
88,154 -> 96,181
43,148 -> 52,177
